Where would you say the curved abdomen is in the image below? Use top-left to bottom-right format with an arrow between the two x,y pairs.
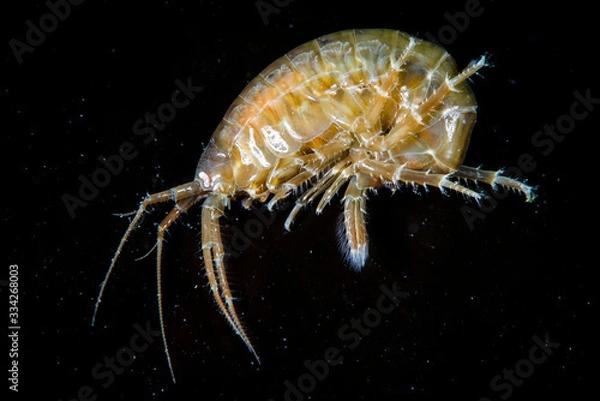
196,29 -> 477,195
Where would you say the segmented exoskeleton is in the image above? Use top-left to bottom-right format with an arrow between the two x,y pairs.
92,29 -> 535,381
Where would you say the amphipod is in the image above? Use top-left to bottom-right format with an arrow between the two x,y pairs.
92,29 -> 535,381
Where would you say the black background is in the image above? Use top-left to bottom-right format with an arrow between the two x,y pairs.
2,0 -> 598,400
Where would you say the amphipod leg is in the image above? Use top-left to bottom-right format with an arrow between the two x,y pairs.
315,164 -> 354,214
452,165 -> 536,202
417,55 -> 487,112
339,175 -> 369,271
382,56 -> 487,150
284,157 -> 353,230
201,194 -> 260,363
359,159 -> 483,199
267,136 -> 353,208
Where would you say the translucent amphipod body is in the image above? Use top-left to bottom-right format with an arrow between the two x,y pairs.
92,29 -> 535,381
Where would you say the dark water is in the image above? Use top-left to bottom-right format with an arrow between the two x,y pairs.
3,1 -> 597,400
